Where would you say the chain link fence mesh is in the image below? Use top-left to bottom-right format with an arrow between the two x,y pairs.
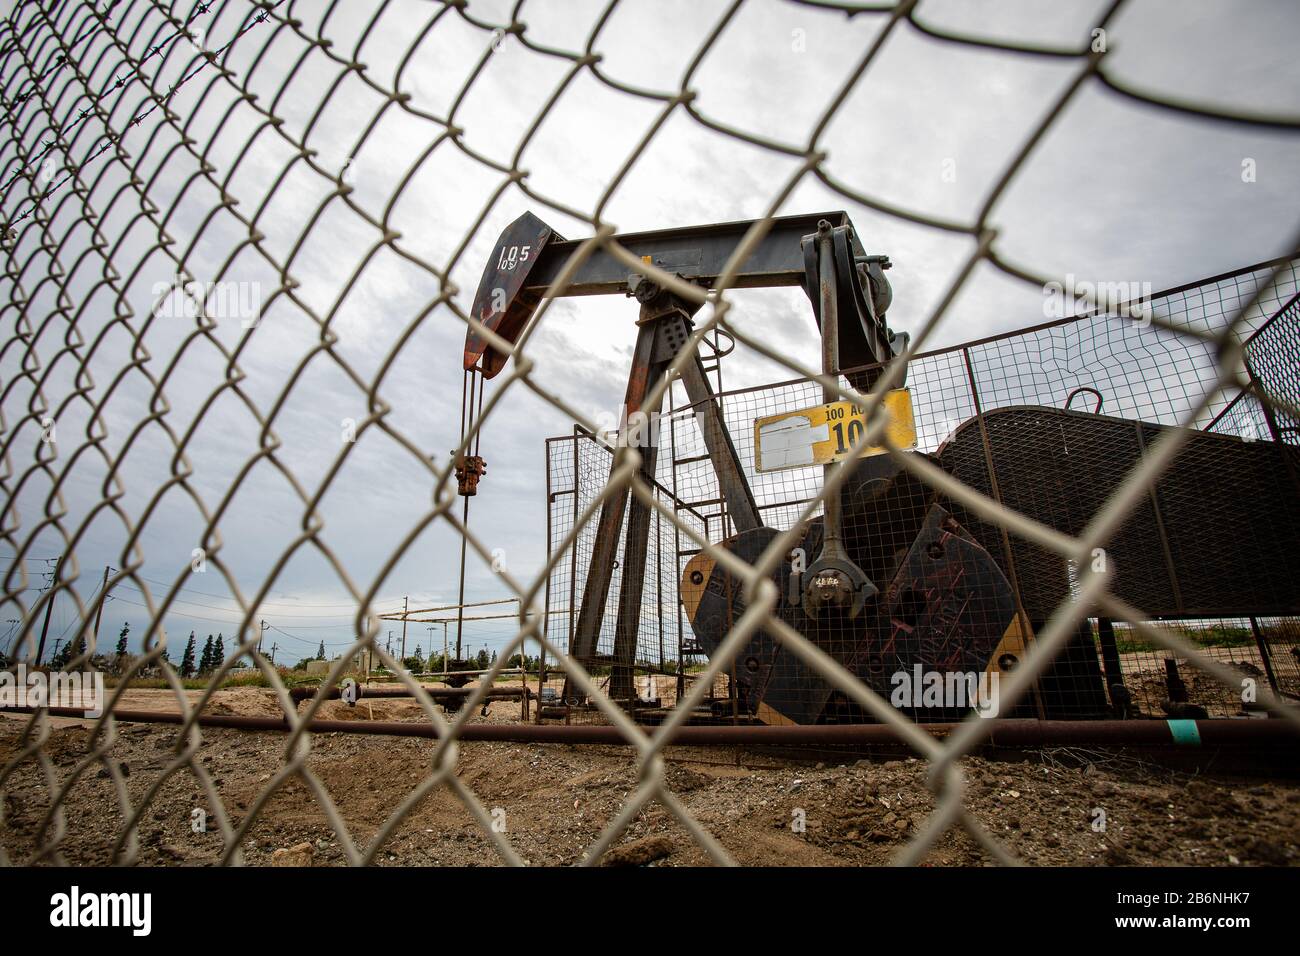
2,0 -> 1299,866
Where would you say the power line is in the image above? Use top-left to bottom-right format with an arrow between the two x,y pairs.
121,582 -> 403,621
130,573 -> 410,612
108,593 -> 258,627
264,624 -> 356,651
242,619 -> 372,629
104,591 -> 382,636
1,619 -> 21,658
118,582 -> 382,619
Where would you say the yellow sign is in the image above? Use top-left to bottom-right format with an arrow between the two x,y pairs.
753,388 -> 917,473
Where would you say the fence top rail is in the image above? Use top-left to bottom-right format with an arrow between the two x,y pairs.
661,254 -> 1300,410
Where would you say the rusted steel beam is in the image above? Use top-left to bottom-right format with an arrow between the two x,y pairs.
677,354 -> 761,532
566,315 -> 659,675
287,685 -> 525,702
520,211 -> 851,298
5,707 -> 1296,750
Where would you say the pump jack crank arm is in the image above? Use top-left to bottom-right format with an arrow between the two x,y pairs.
818,223 -> 848,563
802,220 -> 877,619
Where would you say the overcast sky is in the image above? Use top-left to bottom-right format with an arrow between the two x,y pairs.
2,0 -> 1298,664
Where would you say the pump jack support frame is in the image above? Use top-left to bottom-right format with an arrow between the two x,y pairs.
466,210 -> 902,707
564,286 -> 761,702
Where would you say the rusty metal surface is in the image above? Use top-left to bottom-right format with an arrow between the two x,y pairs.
286,685 -> 524,702
678,355 -> 762,533
465,211 -> 561,378
6,706 -> 1298,751
453,454 -> 487,497
684,487 -> 1026,725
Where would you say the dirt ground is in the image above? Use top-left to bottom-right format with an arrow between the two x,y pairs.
1,686 -> 1297,867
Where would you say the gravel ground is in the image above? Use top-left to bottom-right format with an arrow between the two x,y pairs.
2,688 -> 1298,867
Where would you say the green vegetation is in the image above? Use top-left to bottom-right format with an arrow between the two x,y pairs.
1106,622 -> 1262,654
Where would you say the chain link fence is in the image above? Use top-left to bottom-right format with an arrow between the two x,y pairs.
2,0 -> 1300,867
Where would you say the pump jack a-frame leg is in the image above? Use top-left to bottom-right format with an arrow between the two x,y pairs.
563,285 -> 761,704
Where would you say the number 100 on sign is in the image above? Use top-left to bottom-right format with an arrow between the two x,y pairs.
753,389 -> 917,473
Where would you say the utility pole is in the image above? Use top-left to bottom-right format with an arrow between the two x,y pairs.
400,596 -> 408,662
258,619 -> 268,655
90,563 -> 111,655
442,623 -> 448,675
386,631 -> 392,656
35,554 -> 62,665
50,637 -> 64,662
268,641 -> 278,665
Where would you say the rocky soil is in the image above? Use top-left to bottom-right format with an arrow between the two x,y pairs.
1,687 -> 1297,866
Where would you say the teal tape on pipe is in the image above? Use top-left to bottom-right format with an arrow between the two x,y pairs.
1167,719 -> 1201,746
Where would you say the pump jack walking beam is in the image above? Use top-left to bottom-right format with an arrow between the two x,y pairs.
464,210 -> 900,388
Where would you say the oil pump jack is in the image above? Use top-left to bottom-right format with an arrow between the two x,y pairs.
464,211 -> 1300,725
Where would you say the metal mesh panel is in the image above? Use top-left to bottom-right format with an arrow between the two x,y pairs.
548,261 -> 1300,726
3,0 -> 1300,868
1245,294 -> 1300,444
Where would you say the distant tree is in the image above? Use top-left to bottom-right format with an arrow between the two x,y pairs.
475,648 -> 489,670
402,655 -> 424,672
316,640 -> 325,660
212,633 -> 225,670
57,632 -> 87,669
114,622 -> 130,671
414,645 -> 422,661
180,632 -> 196,677
198,635 -> 214,674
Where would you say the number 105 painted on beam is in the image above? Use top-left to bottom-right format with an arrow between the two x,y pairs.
496,244 -> 532,271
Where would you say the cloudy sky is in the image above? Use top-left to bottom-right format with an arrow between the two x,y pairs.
2,0 -> 1298,665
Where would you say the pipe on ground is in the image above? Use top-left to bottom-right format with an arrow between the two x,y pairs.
286,685 -> 525,701
2,707 -> 1296,749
